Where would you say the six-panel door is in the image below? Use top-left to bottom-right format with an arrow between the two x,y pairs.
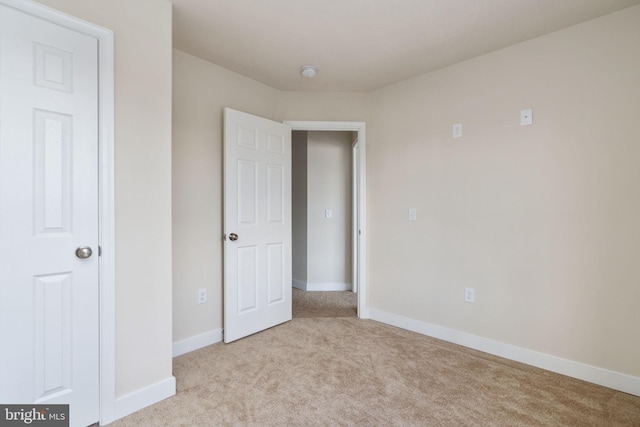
0,4 -> 100,426
223,108 -> 292,343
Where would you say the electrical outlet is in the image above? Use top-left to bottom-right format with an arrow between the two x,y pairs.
464,287 -> 475,303
198,288 -> 207,304
520,109 -> 533,126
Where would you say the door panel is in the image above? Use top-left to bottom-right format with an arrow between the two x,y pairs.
266,243 -> 285,304
34,273 -> 72,401
34,110 -> 73,235
267,164 -> 284,223
237,245 -> 258,313
237,160 -> 258,224
0,4 -> 100,426
224,108 -> 292,343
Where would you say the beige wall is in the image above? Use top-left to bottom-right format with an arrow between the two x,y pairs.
172,49 -> 280,342
277,91 -> 369,122
292,131 -> 308,284
307,131 -> 353,287
34,0 -> 174,396
367,6 -> 640,377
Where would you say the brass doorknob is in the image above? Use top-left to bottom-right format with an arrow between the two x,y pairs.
229,233 -> 239,241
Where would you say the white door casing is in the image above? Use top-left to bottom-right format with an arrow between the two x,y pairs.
352,139 -> 360,294
223,108 -> 292,343
0,2 -> 113,426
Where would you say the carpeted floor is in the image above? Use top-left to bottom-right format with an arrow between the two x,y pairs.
292,288 -> 357,318
110,315 -> 640,426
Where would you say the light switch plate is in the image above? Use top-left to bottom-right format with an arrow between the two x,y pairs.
325,209 -> 332,219
408,208 -> 417,221
453,123 -> 462,138
464,287 -> 475,303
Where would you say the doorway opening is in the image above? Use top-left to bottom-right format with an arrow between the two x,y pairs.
285,121 -> 367,319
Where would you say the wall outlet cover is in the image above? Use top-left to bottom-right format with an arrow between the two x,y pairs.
198,288 -> 207,304
520,109 -> 533,126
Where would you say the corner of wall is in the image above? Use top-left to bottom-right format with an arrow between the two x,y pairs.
107,376 -> 176,424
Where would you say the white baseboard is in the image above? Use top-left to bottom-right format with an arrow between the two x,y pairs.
369,308 -> 640,397
172,328 -> 223,357
109,376 -> 176,424
305,282 -> 352,291
292,279 -> 307,290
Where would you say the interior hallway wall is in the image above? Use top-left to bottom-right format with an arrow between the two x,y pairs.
292,131 -> 308,286
292,131 -> 354,290
306,131 -> 353,290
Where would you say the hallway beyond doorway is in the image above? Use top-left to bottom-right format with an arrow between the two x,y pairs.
292,289 -> 356,318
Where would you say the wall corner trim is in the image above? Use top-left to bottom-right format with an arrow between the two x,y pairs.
108,376 -> 176,424
172,329 -> 223,358
369,308 -> 640,397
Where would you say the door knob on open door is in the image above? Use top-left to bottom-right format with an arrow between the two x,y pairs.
76,246 -> 93,259
229,233 -> 239,241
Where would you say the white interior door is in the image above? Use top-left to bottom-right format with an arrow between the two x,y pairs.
0,4 -> 100,426
224,108 -> 292,343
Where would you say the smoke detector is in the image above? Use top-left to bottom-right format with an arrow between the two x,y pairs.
301,65 -> 318,78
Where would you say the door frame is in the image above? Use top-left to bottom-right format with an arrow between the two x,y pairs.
285,121 -> 368,318
352,137 -> 360,294
0,0 -> 116,424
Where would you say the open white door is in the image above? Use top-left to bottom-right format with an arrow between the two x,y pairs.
223,108 -> 292,343
0,3 -> 100,426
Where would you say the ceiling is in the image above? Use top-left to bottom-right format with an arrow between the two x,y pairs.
171,0 -> 640,92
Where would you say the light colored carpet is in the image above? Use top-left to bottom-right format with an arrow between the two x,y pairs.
110,317 -> 640,426
292,288 -> 357,318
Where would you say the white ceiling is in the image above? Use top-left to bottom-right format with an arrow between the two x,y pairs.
171,0 -> 640,92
